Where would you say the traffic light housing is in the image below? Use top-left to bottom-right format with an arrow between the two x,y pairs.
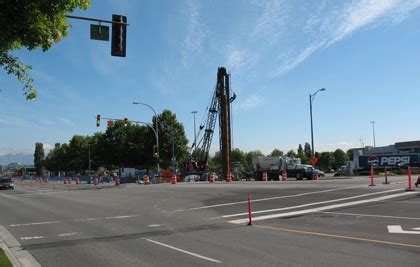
107,120 -> 114,127
96,114 -> 101,127
111,14 -> 127,57
124,118 -> 128,126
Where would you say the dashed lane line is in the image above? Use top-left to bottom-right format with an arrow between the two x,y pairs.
229,191 -> 418,224
20,232 -> 79,240
10,215 -> 140,227
144,238 -> 222,263
218,188 -> 402,219
10,221 -> 61,227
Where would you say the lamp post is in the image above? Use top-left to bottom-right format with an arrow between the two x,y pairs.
191,111 -> 197,158
309,88 -> 326,155
133,101 -> 159,175
371,121 -> 376,147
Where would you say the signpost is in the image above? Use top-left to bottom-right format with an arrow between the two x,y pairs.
311,155 -> 318,165
90,25 -> 109,41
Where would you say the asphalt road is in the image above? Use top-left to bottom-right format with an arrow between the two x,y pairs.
0,175 -> 419,266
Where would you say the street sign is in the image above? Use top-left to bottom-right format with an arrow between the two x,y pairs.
90,25 -> 109,41
311,156 -> 318,165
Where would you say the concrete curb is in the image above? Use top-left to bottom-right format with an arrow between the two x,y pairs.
0,225 -> 40,267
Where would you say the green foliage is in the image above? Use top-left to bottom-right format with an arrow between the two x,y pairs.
333,149 -> 348,170
317,152 -> 334,170
286,149 -> 297,158
245,150 -> 264,170
270,148 -> 283,157
0,0 -> 91,99
34,142 -> 45,175
43,109 -> 189,174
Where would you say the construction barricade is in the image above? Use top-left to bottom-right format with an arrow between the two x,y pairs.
171,174 -> 177,184
262,171 -> 268,182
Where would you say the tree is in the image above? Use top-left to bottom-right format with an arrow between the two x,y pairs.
245,150 -> 264,170
333,149 -> 348,170
318,152 -> 334,171
270,149 -> 283,157
34,142 -> 45,175
286,149 -> 297,158
156,110 -> 189,170
304,143 -> 311,158
0,0 -> 91,100
346,149 -> 354,161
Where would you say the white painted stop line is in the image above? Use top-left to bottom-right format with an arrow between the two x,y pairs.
388,225 -> 420,234
229,191 -> 418,224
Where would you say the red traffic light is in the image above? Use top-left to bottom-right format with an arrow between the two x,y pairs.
96,114 -> 101,127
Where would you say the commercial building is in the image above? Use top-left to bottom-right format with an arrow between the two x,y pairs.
352,140 -> 420,169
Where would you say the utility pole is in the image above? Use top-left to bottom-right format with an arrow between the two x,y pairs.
309,88 -> 326,155
371,121 -> 376,147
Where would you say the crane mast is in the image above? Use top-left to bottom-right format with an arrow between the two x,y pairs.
188,67 -> 234,181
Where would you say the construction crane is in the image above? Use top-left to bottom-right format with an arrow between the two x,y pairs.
187,67 -> 236,180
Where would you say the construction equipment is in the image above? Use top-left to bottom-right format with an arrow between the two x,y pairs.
186,67 -> 236,181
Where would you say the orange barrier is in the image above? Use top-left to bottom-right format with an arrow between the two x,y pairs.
76,177 -> 81,185
262,171 -> 268,182
171,174 -> 177,184
369,166 -> 375,186
144,175 -> 150,185
226,172 -> 232,183
115,176 -> 120,186
209,173 -> 215,183
281,171 -> 288,181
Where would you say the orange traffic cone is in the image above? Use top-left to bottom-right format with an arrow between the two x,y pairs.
171,174 -> 177,184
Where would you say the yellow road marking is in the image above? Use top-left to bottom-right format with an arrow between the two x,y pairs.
254,224 -> 420,249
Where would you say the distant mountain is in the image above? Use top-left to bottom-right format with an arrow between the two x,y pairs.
0,153 -> 33,165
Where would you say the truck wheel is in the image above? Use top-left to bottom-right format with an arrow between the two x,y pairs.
296,173 -> 303,180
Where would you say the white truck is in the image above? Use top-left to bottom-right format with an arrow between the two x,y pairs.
252,156 -> 314,180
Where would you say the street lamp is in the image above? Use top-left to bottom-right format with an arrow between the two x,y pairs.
191,111 -> 197,158
309,88 -> 326,155
371,121 -> 376,147
133,101 -> 160,175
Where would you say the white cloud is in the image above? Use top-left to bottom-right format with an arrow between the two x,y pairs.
316,141 -> 355,152
0,114 -> 42,128
58,117 -> 75,127
43,143 -> 53,154
266,0 -> 420,77
237,94 -> 264,110
181,0 -> 206,68
252,0 -> 289,45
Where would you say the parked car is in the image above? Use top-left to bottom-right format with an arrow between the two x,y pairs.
184,174 -> 200,182
0,176 -> 14,190
313,169 -> 325,177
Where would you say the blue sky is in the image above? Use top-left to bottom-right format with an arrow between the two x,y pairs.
1,0 -> 420,156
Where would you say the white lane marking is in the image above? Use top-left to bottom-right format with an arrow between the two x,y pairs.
73,218 -> 99,222
229,191 -> 418,224
144,238 -> 221,263
10,215 -> 141,227
388,225 -> 420,235
21,236 -> 45,240
148,224 -> 164,227
319,211 -> 420,221
413,227 -> 420,230
175,185 -> 367,212
219,188 -> 403,218
105,215 -> 140,219
20,232 -> 79,240
57,232 -> 78,237
10,221 -> 61,227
